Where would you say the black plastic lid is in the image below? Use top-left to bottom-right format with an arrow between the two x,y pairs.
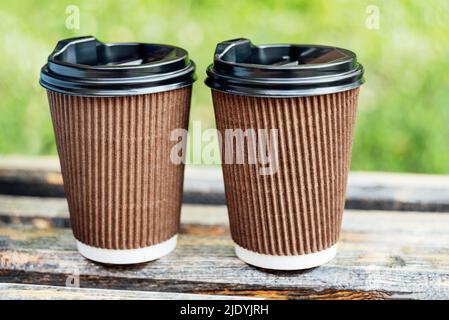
40,36 -> 196,96
205,38 -> 364,97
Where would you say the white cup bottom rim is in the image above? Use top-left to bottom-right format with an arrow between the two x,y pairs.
234,243 -> 337,270
76,235 -> 177,265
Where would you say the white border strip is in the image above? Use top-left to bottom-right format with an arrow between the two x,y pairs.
235,243 -> 337,270
76,235 -> 177,265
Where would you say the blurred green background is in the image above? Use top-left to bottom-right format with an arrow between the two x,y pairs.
0,0 -> 448,173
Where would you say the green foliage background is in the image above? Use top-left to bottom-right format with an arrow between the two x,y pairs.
0,0 -> 448,173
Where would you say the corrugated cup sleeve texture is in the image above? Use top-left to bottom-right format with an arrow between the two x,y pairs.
47,87 -> 191,249
212,88 -> 359,256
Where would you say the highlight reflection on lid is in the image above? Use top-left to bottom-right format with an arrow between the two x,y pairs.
40,36 -> 196,97
205,38 -> 364,97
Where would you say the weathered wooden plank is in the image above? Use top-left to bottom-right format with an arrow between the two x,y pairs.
1,204 -> 449,299
1,156 -> 449,212
0,283 -> 252,300
0,195 -> 229,228
0,195 -> 69,228
346,172 -> 449,212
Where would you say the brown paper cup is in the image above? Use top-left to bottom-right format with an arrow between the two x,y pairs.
212,88 -> 360,270
47,87 -> 191,264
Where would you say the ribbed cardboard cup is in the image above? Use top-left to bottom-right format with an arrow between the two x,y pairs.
212,88 -> 360,270
41,37 -> 195,264
48,86 -> 191,264
206,38 -> 363,270
47,87 -> 191,264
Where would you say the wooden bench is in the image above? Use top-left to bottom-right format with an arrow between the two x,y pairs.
1,156 -> 449,300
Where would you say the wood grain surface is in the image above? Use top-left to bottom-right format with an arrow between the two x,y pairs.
0,283 -> 251,300
1,198 -> 449,300
1,156 -> 449,212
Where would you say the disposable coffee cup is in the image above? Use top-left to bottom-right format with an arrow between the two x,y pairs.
206,38 -> 364,270
40,36 -> 195,264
